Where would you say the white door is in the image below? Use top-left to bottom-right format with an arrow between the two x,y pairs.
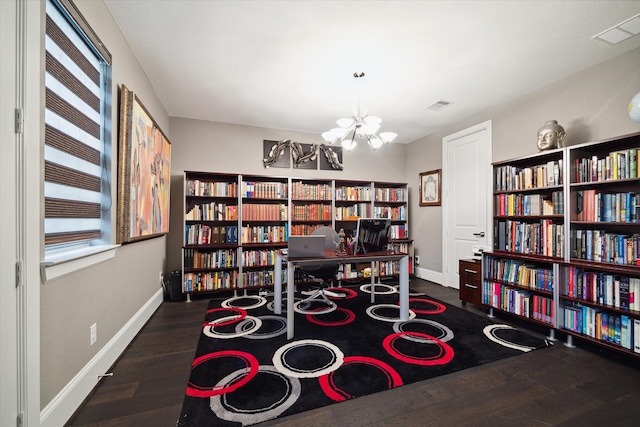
442,121 -> 492,288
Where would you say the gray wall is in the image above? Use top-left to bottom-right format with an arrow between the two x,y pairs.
166,119 -> 408,271
39,0 -> 170,407
406,47 -> 640,280
18,0 -> 640,417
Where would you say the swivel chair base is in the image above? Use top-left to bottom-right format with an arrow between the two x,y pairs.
293,288 -> 337,315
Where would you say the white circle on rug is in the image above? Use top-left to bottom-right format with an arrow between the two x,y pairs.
293,300 -> 337,315
392,284 -> 425,296
483,324 -> 536,352
393,319 -> 454,343
366,304 -> 416,323
267,297 -> 302,313
203,315 -> 262,339
210,364 -> 301,424
273,339 -> 344,378
359,283 -> 397,295
221,295 -> 267,310
236,315 -> 287,340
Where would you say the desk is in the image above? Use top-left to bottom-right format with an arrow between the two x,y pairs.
274,249 -> 410,339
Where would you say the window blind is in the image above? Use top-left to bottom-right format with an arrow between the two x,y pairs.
44,0 -> 110,246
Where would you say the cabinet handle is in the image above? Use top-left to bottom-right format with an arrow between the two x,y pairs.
464,284 -> 478,289
464,269 -> 477,274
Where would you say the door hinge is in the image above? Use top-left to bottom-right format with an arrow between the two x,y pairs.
17,412 -> 23,427
16,261 -> 22,288
15,108 -> 24,134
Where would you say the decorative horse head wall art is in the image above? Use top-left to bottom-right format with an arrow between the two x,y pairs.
263,139 -> 343,170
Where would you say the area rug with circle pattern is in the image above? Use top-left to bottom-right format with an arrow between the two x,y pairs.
177,285 -> 551,426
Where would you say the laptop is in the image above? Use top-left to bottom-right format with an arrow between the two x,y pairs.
287,235 -> 326,258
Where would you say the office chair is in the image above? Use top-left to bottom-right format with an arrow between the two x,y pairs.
293,226 -> 342,314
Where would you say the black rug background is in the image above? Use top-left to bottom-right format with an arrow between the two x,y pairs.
178,286 -> 549,426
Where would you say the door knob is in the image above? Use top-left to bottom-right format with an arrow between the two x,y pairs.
473,232 -> 485,237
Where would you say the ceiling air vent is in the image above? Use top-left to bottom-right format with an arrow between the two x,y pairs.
426,100 -> 453,111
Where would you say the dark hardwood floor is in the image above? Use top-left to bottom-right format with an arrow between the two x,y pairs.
67,279 -> 640,427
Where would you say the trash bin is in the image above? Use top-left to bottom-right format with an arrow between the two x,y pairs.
167,270 -> 185,302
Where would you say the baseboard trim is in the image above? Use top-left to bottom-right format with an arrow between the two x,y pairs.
40,288 -> 164,427
414,267 -> 445,286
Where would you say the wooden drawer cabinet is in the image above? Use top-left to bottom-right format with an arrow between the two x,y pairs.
459,259 -> 482,306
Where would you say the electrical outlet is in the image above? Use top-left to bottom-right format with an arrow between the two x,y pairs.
90,323 -> 97,346
159,271 -> 164,285
415,255 -> 420,265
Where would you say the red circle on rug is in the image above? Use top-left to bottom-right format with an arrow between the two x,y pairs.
325,287 -> 358,300
203,307 -> 247,327
306,307 -> 356,326
318,356 -> 403,402
383,331 -> 454,366
399,298 -> 446,314
186,350 -> 258,397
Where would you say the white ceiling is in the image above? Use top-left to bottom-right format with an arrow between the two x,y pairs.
103,1 -> 640,144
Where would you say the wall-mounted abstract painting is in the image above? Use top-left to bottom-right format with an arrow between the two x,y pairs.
117,85 -> 171,243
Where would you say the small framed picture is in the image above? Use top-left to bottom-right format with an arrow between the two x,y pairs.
419,169 -> 441,206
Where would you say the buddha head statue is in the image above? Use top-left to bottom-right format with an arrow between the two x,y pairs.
537,120 -> 566,151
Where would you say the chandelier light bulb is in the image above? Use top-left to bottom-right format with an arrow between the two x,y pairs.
342,139 -> 357,151
321,72 -> 398,151
379,132 -> 398,143
368,136 -> 384,150
337,118 -> 355,128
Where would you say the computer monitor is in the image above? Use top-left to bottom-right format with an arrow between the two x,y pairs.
354,218 -> 392,254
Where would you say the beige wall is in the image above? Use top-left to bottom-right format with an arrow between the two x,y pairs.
39,0 -> 170,407
25,0 -> 640,418
407,47 -> 640,281
166,119 -> 408,270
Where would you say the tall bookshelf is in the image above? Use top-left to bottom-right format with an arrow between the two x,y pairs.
485,131 -> 640,357
183,172 -> 240,294
559,132 -> 640,356
487,147 -> 565,339
290,179 -> 333,236
182,172 -> 412,296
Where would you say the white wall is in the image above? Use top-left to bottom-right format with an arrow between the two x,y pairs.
407,47 -> 640,284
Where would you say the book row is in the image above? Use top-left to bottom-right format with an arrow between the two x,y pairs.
183,248 -> 237,269
563,266 -> 640,311
183,270 -> 239,292
242,249 -> 278,267
185,224 -> 239,245
563,304 -> 640,352
375,187 -> 407,202
483,282 -> 554,325
292,204 -> 333,221
291,181 -> 332,200
389,225 -> 408,240
186,179 -> 238,197
575,190 -> 638,223
373,205 -> 407,221
242,225 -> 288,244
573,148 -> 638,183
335,185 -> 372,201
290,224 -> 324,236
484,257 -> 553,292
494,219 -> 564,258
241,181 -> 288,199
495,191 -> 563,217
571,230 -> 640,265
242,203 -> 288,221
494,159 -> 563,192
185,202 -> 238,221
335,203 -> 372,220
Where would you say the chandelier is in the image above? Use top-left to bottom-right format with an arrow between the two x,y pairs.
321,72 -> 397,151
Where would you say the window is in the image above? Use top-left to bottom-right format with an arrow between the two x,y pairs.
44,0 -> 111,249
